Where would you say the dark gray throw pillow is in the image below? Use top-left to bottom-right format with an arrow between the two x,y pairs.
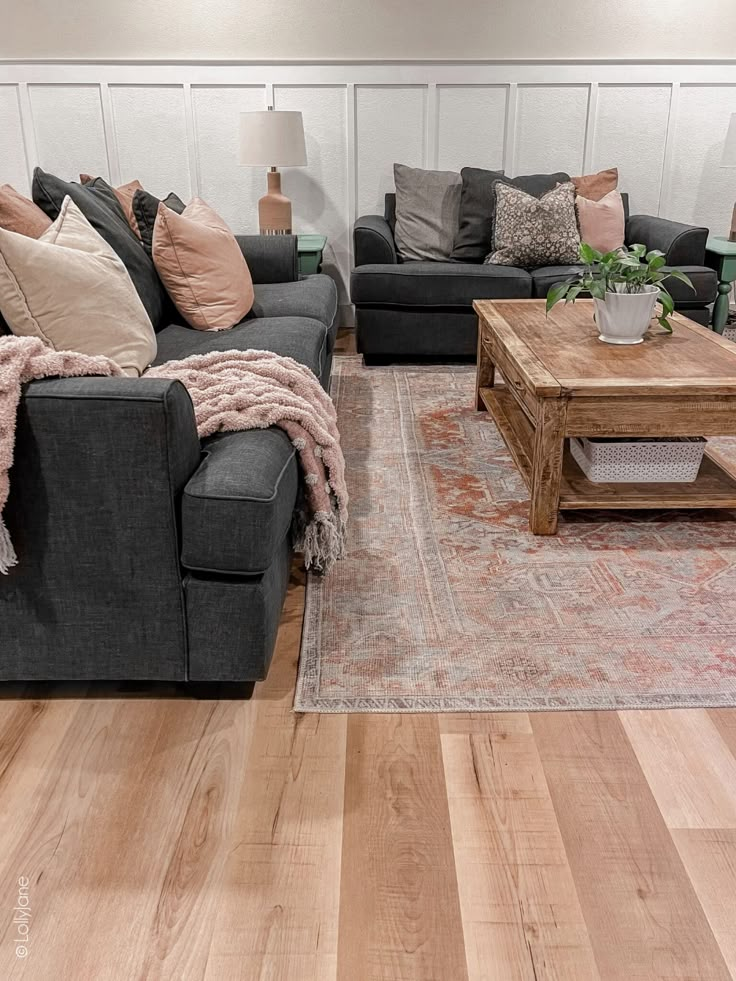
32,168 -> 168,332
132,189 -> 187,256
450,167 -> 570,262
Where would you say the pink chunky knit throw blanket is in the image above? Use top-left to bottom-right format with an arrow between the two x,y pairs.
0,337 -> 347,575
148,350 -> 348,572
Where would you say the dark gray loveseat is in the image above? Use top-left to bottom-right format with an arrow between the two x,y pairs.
0,235 -> 338,693
352,190 -> 718,361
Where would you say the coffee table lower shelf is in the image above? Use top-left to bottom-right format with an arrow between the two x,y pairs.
479,386 -> 736,511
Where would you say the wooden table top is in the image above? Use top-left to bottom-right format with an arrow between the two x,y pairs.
474,298 -> 736,397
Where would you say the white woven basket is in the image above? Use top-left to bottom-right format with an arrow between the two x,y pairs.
570,437 -> 706,483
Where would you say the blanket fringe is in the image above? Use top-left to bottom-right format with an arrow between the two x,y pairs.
0,518 -> 18,576
293,509 -> 345,574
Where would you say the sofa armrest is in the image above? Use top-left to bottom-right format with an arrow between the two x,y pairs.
19,376 -> 201,494
0,376 -> 203,676
235,235 -> 299,284
625,215 -> 708,267
354,215 -> 397,267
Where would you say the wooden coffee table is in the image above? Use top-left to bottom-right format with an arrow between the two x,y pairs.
474,298 -> 736,534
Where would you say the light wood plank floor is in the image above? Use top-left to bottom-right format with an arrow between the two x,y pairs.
3,341 -> 736,979
1,566 -> 736,981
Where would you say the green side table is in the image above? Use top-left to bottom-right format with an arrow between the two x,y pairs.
297,234 -> 327,276
706,236 -> 736,334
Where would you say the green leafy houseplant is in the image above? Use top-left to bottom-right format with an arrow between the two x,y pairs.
546,242 -> 694,333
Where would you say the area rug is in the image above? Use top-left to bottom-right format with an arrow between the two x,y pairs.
295,357 -> 736,713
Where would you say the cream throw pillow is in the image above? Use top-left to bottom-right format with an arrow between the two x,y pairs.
0,196 -> 156,375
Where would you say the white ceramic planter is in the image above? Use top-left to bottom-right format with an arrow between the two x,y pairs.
594,284 -> 660,345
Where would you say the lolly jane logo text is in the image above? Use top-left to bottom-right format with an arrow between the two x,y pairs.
12,876 -> 31,959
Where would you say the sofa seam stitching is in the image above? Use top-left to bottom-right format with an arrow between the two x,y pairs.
183,444 -> 297,505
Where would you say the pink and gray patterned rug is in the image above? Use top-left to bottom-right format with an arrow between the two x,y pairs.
295,357 -> 736,713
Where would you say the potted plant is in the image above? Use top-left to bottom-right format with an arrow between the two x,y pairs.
546,243 -> 694,344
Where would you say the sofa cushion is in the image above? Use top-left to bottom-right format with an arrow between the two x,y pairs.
132,189 -> 186,255
84,177 -> 143,236
351,261 -> 532,307
572,167 -> 618,201
393,163 -> 462,261
531,265 -> 584,298
252,274 -> 338,331
80,175 -> 146,236
451,168 -> 569,262
32,168 -> 169,332
449,166 -> 503,263
0,184 -> 51,237
181,428 -> 297,575
153,315 -> 330,378
530,264 -> 717,308
663,266 -> 718,307
576,189 -> 625,254
0,197 -> 156,376
152,197 -> 254,331
488,182 -> 581,267
160,311 -> 333,575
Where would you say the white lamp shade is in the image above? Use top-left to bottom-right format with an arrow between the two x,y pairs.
239,111 -> 307,168
722,113 -> 736,167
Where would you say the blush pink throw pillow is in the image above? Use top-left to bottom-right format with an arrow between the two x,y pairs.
111,179 -> 144,238
576,189 -> 625,254
571,167 -> 618,202
0,184 -> 52,238
152,198 -> 254,331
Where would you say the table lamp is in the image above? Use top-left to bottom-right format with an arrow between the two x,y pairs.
723,113 -> 736,242
239,110 -> 307,235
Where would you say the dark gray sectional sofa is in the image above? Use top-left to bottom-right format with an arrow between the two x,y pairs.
0,235 -> 338,693
352,190 -> 718,362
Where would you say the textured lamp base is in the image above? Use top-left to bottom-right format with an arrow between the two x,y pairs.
259,170 -> 292,235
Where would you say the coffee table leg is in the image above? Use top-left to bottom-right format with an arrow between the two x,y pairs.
475,318 -> 495,410
529,399 -> 567,535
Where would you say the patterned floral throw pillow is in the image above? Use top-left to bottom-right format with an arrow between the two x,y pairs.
485,181 -> 581,267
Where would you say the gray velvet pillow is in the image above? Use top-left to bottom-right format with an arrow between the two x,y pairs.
393,163 -> 462,261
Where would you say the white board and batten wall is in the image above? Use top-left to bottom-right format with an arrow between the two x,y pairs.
1,61 -> 735,323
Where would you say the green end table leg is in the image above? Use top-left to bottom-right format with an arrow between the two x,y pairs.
706,237 -> 736,335
713,281 -> 733,334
